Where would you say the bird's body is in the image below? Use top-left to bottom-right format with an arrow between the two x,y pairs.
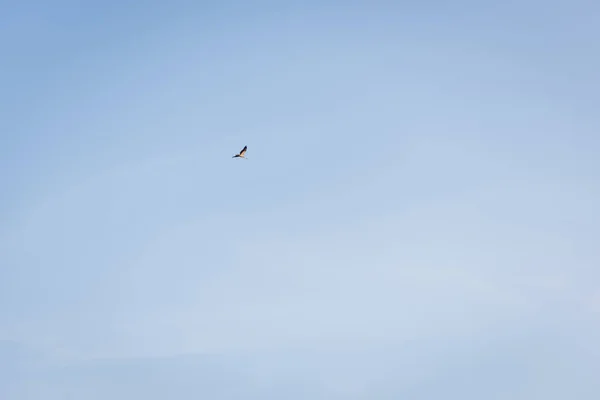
232,145 -> 248,159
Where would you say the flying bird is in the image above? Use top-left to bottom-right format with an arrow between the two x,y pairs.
232,145 -> 248,159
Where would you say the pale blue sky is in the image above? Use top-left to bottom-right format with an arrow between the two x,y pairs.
1,1 -> 599,398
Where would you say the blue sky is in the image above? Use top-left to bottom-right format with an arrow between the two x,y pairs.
1,0 -> 599,398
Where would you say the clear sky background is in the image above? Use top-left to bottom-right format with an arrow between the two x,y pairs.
1,0 -> 599,398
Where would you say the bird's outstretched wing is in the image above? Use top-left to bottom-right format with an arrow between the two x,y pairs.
239,145 -> 247,156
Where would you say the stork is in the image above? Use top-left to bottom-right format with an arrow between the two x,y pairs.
232,145 -> 248,159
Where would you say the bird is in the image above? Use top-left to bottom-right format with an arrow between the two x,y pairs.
232,145 -> 248,159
